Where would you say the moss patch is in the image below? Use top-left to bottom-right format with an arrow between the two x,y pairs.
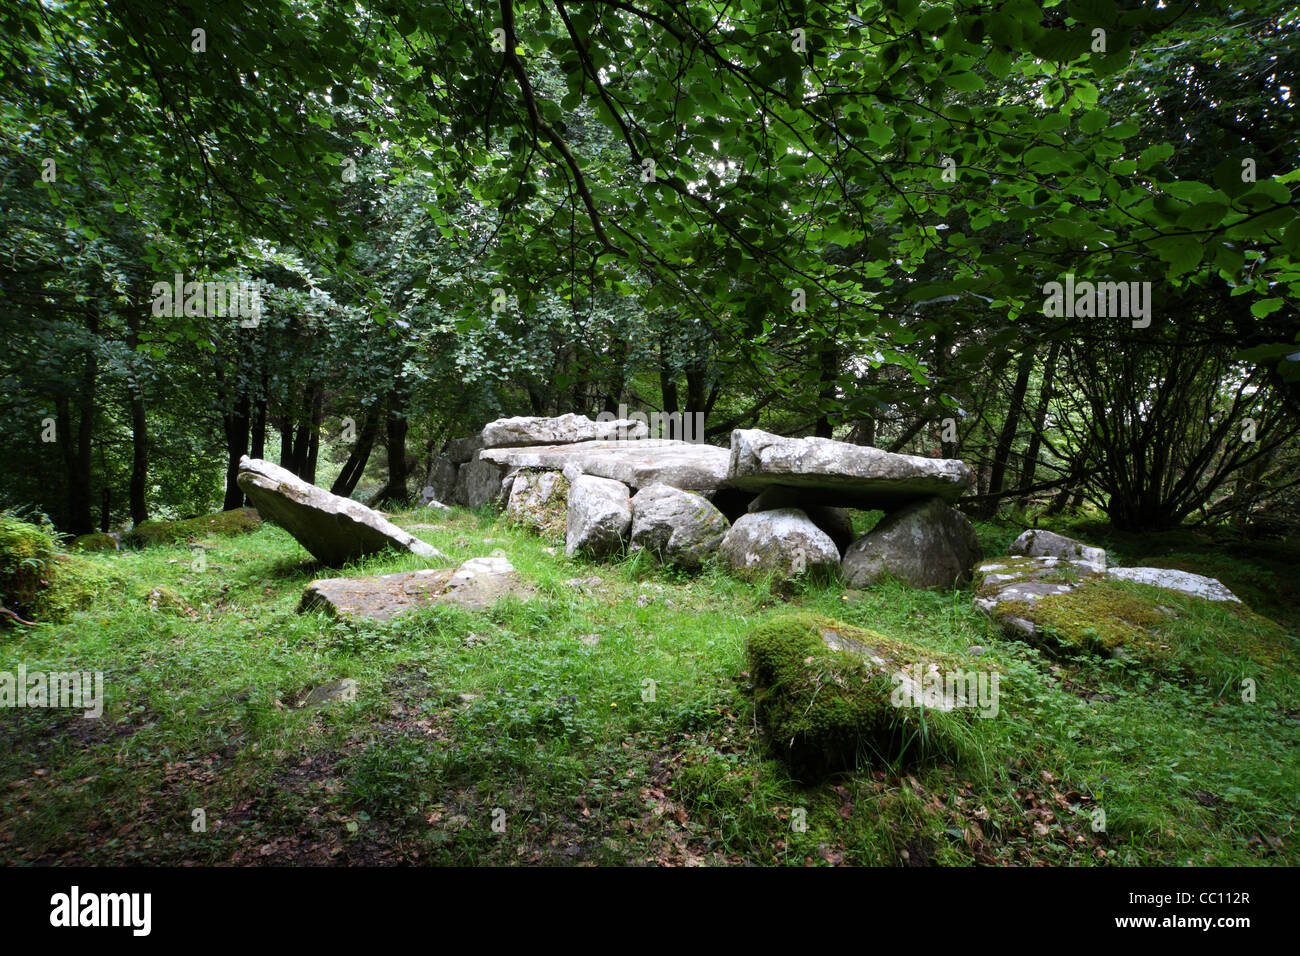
745,613 -> 974,779
999,578 -> 1296,686
124,507 -> 262,548
0,513 -> 60,611
71,533 -> 118,552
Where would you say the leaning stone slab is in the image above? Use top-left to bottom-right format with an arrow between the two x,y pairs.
482,413 -> 649,449
1009,529 -> 1106,572
566,475 -> 632,558
629,483 -> 729,570
236,456 -> 443,566
720,508 -> 840,582
480,439 -> 731,492
841,497 -> 982,589
1107,567 -> 1240,603
299,556 -> 531,621
728,428 -> 971,508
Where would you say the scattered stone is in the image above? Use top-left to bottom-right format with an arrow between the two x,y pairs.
966,645 -> 986,657
1009,529 -> 1106,572
728,428 -> 971,508
562,576 -> 603,591
300,678 -> 358,709
629,483 -> 730,571
481,413 -> 649,448
841,497 -> 982,590
481,440 -> 732,493
719,508 -> 839,582
1106,567 -> 1240,603
565,474 -> 632,558
237,457 -> 442,565
416,488 -> 453,511
577,633 -> 601,646
746,613 -> 972,777
299,555 -> 532,621
636,594 -> 652,608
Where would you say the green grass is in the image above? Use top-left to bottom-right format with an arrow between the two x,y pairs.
1,506 -> 1297,866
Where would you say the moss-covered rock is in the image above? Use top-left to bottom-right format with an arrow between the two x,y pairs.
124,507 -> 262,548
0,513 -> 110,622
0,512 -> 60,612
976,554 -> 1295,685
504,471 -> 569,541
71,532 -> 118,552
745,613 -> 973,778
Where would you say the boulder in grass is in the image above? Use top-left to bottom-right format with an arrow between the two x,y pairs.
728,428 -> 971,509
236,456 -> 443,566
841,497 -> 982,590
566,475 -> 632,559
299,556 -> 530,621
745,614 -> 974,778
747,487 -> 854,555
1106,567 -> 1239,603
719,508 -> 839,582
1009,529 -> 1106,572
629,483 -> 730,571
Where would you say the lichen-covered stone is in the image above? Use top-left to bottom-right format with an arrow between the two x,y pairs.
566,475 -> 632,558
720,509 -> 840,582
629,483 -> 729,570
1009,529 -> 1106,572
505,470 -> 569,539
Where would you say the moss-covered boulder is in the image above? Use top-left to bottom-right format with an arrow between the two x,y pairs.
124,507 -> 262,548
0,513 -> 61,612
974,555 -> 1295,685
0,514 -> 109,622
745,613 -> 975,778
504,470 -> 569,540
71,532 -> 118,552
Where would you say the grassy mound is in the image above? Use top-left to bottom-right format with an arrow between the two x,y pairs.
71,532 -> 118,552
745,613 -> 979,778
0,512 -> 109,622
124,507 -> 262,548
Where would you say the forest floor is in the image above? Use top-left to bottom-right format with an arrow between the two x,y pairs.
2,505 -> 1297,866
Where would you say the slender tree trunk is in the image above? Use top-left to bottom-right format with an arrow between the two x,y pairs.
125,309 -> 149,524
813,340 -> 839,438
978,347 -> 1036,518
57,310 -> 99,535
331,406 -> 382,497
1017,340 -> 1061,509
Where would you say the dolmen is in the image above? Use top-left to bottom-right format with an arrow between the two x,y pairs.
437,415 -> 983,588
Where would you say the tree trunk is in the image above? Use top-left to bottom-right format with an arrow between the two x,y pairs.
1016,340 -> 1061,509
978,346 -> 1036,519
126,309 -> 149,525
330,407 -> 382,497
